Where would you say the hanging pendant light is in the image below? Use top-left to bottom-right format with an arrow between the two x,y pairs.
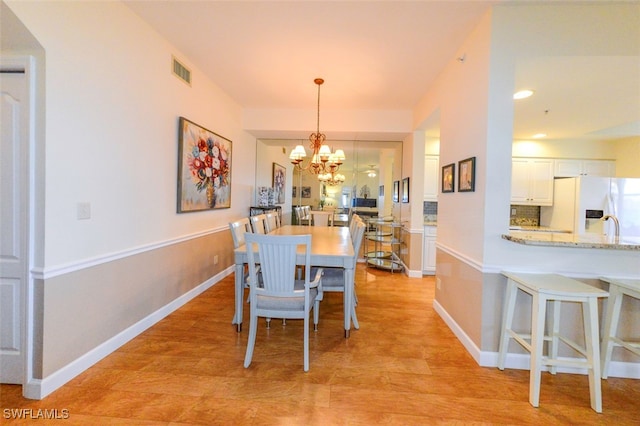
289,78 -> 345,178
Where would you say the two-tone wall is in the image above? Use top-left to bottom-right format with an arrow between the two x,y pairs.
4,0 -> 255,397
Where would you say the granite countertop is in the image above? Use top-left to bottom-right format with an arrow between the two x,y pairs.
503,230 -> 640,251
508,225 -> 571,233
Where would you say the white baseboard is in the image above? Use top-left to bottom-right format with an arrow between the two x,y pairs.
432,299 -> 640,379
26,266 -> 233,400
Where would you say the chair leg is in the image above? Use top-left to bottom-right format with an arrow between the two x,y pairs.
351,294 -> 360,330
529,293 -> 546,408
304,314 -> 310,372
313,299 -> 320,331
601,286 -> 623,379
498,279 -> 517,370
244,311 -> 258,368
549,300 -> 561,375
584,299 -> 603,413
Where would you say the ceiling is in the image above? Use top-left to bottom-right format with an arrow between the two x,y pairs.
124,1 -> 640,143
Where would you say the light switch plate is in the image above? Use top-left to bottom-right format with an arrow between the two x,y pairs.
77,202 -> 91,220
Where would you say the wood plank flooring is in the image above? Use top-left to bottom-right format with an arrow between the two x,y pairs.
2,264 -> 639,424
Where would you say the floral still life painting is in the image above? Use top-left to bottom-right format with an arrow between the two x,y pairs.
177,117 -> 232,212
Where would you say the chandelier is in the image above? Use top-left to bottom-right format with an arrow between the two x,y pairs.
318,171 -> 345,186
289,78 -> 345,179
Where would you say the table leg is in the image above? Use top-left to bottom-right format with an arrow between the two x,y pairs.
344,266 -> 354,338
233,263 -> 244,332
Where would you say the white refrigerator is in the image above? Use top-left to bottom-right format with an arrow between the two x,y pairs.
540,176 -> 640,237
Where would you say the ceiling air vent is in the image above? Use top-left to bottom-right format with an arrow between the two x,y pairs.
172,56 -> 191,86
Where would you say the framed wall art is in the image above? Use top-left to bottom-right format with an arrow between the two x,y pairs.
393,180 -> 400,203
379,185 -> 384,196
272,162 -> 286,204
441,163 -> 455,193
458,157 -> 476,192
402,177 -> 410,203
301,186 -> 311,198
177,116 -> 232,212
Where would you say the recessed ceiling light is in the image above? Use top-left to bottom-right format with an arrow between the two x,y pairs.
532,133 -> 547,139
513,90 -> 534,100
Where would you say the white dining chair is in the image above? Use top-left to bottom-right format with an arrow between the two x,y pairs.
243,233 -> 323,372
311,211 -> 331,227
249,214 -> 268,234
312,220 -> 365,329
229,218 -> 259,302
264,212 -> 279,232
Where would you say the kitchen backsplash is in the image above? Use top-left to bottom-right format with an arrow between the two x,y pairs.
510,204 -> 540,226
424,201 -> 437,222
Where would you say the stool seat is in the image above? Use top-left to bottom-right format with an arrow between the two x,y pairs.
498,272 -> 609,413
600,277 -> 640,379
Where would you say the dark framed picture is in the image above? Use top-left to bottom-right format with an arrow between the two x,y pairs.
379,185 -> 384,196
458,157 -> 476,192
441,163 -> 455,193
177,116 -> 232,212
402,177 -> 410,203
292,186 -> 297,198
272,162 -> 286,204
393,180 -> 400,203
301,186 -> 311,198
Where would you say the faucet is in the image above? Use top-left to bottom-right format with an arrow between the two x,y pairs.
602,215 -> 620,238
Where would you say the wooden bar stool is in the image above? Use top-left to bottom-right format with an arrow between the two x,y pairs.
600,277 -> 640,379
498,272 -> 609,413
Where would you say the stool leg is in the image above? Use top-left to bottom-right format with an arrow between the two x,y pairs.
584,298 -> 603,413
601,286 -> 622,379
498,279 -> 517,370
549,300 -> 561,375
529,293 -> 546,408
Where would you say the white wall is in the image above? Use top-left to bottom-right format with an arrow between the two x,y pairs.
6,0 -> 256,270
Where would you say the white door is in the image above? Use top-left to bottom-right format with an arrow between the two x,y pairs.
1,67 -> 28,384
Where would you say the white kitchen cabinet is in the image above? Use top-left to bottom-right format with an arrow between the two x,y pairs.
554,159 -> 615,177
422,225 -> 437,275
424,155 -> 439,201
511,158 -> 554,206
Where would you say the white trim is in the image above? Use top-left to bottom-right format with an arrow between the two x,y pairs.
433,299 -> 640,379
405,268 -> 423,278
35,226 -> 228,280
435,242 -> 484,272
24,265 -> 233,399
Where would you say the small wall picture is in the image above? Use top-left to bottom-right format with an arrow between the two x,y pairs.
292,186 -> 297,198
301,186 -> 311,198
458,157 -> 476,192
402,177 -> 410,203
379,185 -> 384,196
272,162 -> 286,204
393,180 -> 400,203
442,163 -> 455,193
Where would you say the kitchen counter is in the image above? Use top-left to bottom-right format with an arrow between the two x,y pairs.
503,231 -> 640,251
509,225 -> 570,233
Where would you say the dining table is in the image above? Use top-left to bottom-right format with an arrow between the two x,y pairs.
233,224 -> 357,337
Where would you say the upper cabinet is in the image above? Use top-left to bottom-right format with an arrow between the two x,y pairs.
424,155 -> 439,201
511,158 -> 554,206
554,159 -> 616,178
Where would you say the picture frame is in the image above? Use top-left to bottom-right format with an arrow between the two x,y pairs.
441,163 -> 455,193
393,180 -> 400,203
402,177 -> 410,203
301,186 -> 311,198
458,157 -> 476,192
177,116 -> 232,212
272,162 -> 286,204
292,186 -> 297,198
379,185 -> 384,196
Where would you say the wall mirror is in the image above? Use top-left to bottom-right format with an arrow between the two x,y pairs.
256,139 -> 402,223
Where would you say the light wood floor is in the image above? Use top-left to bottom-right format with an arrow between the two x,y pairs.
2,264 -> 639,425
